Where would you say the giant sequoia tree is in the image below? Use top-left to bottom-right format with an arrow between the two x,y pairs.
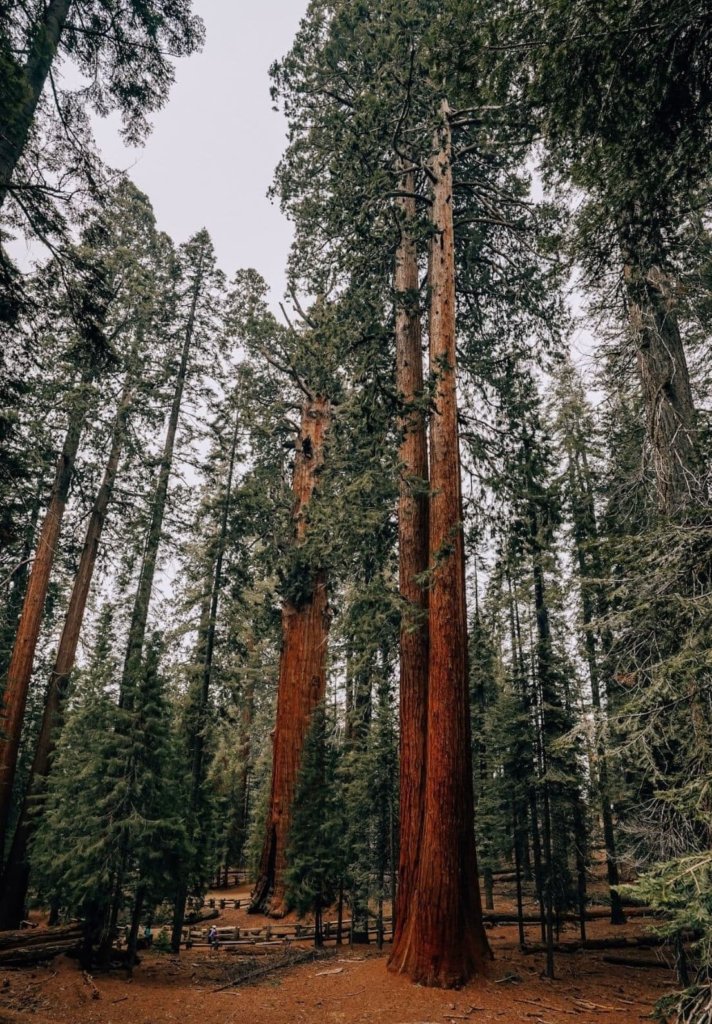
0,4 -> 711,1017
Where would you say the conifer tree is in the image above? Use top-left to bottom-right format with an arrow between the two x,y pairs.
0,238 -> 117,852
119,230 -> 224,710
285,703 -> 342,946
0,181 -> 170,927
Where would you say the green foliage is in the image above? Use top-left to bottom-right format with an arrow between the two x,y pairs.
285,704 -> 343,930
32,615 -> 187,932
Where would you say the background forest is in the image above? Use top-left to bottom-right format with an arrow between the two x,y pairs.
0,2 -> 711,1022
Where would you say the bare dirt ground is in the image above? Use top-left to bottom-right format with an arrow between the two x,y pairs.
0,883 -> 673,1024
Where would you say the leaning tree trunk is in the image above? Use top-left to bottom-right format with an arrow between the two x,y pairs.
622,259 -> 702,516
0,482 -> 42,682
250,395 -> 331,917
0,398 -> 85,853
389,171 -> 429,953
170,413 -> 239,953
0,0 -> 73,210
390,101 -> 490,988
119,260 -> 203,709
0,379 -> 133,928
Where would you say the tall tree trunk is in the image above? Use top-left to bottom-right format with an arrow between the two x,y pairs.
529,502 -> 558,979
119,259 -> 203,709
250,396 -> 331,917
0,0 -> 73,209
0,379 -> 134,928
622,258 -> 702,516
0,400 -> 85,852
170,414 -> 239,952
390,171 -> 429,956
390,101 -> 490,988
230,665 -> 255,868
0,482 -> 43,682
568,458 -> 625,925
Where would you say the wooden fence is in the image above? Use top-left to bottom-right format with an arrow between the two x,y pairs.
185,916 -> 394,948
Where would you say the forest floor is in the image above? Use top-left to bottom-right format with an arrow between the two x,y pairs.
0,883 -> 674,1024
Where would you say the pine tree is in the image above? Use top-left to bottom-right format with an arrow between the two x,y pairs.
285,703 -> 342,946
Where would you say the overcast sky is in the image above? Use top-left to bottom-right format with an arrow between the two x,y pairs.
91,1 -> 308,305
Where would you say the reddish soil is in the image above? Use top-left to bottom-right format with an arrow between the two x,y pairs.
0,884 -> 673,1024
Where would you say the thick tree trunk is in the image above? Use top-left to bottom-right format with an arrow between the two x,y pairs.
623,260 -> 702,516
0,380 -> 133,928
390,172 -> 429,955
390,102 -> 490,988
119,259 -> 203,709
0,0 -> 73,210
0,402 -> 84,852
171,414 -> 239,953
250,396 -> 331,917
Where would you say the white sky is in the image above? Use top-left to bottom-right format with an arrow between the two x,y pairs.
91,1 -> 309,305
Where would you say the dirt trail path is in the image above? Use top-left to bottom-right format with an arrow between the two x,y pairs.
0,918 -> 670,1024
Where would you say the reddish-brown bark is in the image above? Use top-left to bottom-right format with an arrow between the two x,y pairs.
0,382 -> 133,928
389,173 -> 429,954
390,102 -> 490,988
250,396 -> 331,917
0,406 -> 84,853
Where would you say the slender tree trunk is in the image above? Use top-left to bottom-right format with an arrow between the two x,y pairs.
171,414 -> 239,952
126,886 -> 145,977
231,671 -> 255,864
568,459 -> 625,925
390,102 -> 490,988
540,776 -> 555,978
529,503 -> 558,979
622,258 -> 702,516
572,794 -> 588,944
512,801 -> 526,948
336,880 -> 344,945
390,170 -> 430,955
0,0 -> 73,209
0,400 -> 85,852
119,259 -> 203,709
250,396 -> 331,917
0,379 -> 134,927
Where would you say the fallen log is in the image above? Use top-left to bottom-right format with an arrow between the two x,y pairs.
522,936 -> 665,955
0,924 -> 82,950
602,956 -> 671,970
185,907 -> 219,925
0,939 -> 82,967
484,907 -> 655,926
